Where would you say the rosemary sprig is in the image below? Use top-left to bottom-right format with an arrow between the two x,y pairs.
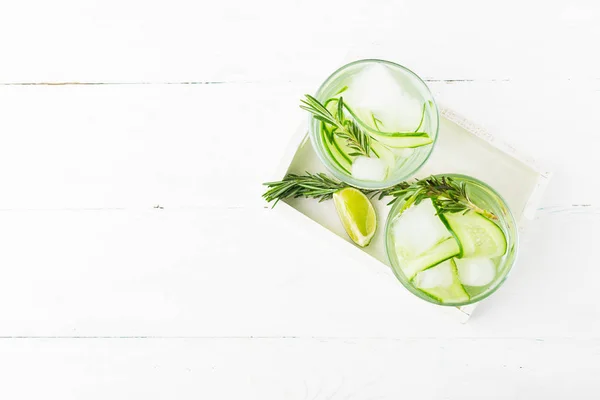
378,176 -> 498,220
299,94 -> 339,127
262,172 -> 380,206
262,172 -> 348,206
300,95 -> 372,157
262,173 -> 497,221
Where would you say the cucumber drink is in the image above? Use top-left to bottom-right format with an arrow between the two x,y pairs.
385,174 -> 518,306
306,59 -> 439,190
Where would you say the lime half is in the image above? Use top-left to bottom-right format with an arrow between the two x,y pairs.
333,187 -> 377,247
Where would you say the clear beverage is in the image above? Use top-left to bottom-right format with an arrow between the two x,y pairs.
384,174 -> 518,306
308,59 -> 439,190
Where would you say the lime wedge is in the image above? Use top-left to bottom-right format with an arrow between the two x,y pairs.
332,187 -> 377,247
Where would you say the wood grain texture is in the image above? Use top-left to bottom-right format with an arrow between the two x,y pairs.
0,0 -> 598,83
0,0 -> 599,397
0,207 -> 598,338
0,338 -> 598,399
0,82 -> 597,209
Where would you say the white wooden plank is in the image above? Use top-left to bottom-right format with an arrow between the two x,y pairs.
0,82 -> 598,209
0,0 -> 598,82
0,0 -> 597,394
0,83 -> 297,209
0,338 -> 597,399
0,207 -> 598,338
0,78 -> 596,338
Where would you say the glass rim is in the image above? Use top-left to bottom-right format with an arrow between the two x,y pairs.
384,173 -> 520,307
308,59 -> 440,190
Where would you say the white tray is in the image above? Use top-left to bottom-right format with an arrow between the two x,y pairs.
270,105 -> 551,322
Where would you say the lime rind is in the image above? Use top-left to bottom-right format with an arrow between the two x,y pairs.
333,188 -> 377,247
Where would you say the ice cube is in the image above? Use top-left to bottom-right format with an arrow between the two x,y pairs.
343,64 -> 422,132
455,257 -> 496,287
392,198 -> 452,256
414,260 -> 454,289
351,156 -> 387,181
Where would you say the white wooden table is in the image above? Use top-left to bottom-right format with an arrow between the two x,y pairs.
0,1 -> 599,398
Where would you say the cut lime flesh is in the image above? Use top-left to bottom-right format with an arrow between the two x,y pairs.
333,188 -> 377,247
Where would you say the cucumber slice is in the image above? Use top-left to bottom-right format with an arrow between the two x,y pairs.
331,134 -> 353,164
441,211 -> 507,258
320,112 -> 352,174
398,238 -> 461,280
329,141 -> 352,174
391,147 -> 415,159
342,102 -> 433,148
320,101 -> 357,171
413,259 -> 469,304
455,257 -> 496,287
330,125 -> 395,177
370,139 -> 395,165
391,199 -> 461,279
322,129 -> 351,174
368,131 -> 433,148
324,97 -> 340,112
321,122 -> 334,144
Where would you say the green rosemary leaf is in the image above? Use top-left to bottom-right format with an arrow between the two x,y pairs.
337,96 -> 344,121
262,173 -> 496,220
377,176 -> 498,220
262,172 -> 347,206
300,95 -> 372,157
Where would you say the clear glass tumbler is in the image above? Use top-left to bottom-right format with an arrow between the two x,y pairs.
308,59 -> 439,189
384,174 -> 519,306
